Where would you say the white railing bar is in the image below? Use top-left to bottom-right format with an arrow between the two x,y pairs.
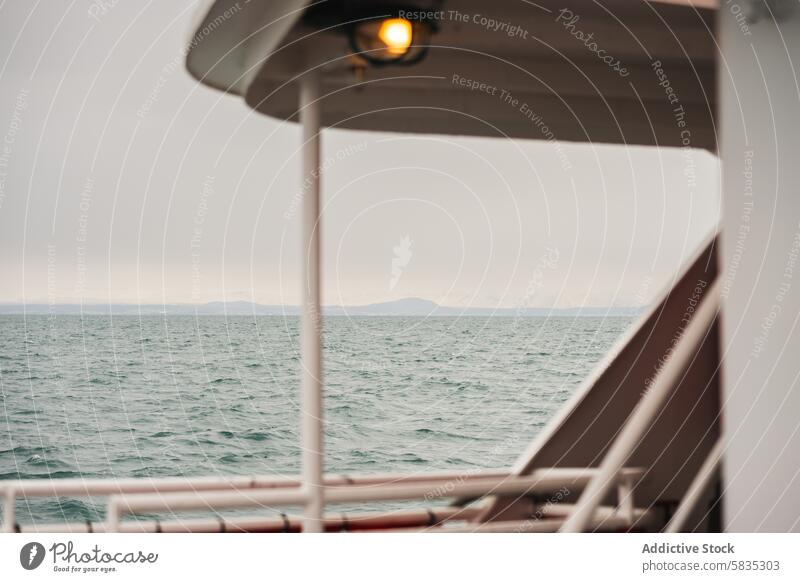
0,469 -> 510,497
105,468 -> 644,532
2,476 -> 283,499
19,506 -> 483,534
105,488 -> 309,532
665,438 -> 724,533
299,67 -> 324,534
561,279 -> 720,532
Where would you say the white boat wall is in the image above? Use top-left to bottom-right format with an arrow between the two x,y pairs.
3,0 -> 800,533
717,0 -> 800,533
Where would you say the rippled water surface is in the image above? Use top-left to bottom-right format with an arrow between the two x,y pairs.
1,314 -> 631,523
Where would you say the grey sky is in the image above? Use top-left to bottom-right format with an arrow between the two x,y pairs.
0,1 -> 719,308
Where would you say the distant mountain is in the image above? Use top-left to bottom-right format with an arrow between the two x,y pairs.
0,298 -> 641,317
332,297 -> 439,316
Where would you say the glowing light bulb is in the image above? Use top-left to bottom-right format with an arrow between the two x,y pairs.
378,19 -> 413,55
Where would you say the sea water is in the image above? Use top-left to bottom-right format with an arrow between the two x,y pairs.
0,314 -> 630,523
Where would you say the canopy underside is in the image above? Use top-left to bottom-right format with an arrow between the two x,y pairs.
187,0 -> 717,147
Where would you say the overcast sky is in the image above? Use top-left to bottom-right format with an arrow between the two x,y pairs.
0,1 -> 720,309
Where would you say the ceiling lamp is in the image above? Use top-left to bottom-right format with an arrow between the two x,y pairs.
349,16 -> 433,66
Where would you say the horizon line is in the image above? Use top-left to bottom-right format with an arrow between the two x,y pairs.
0,298 -> 643,313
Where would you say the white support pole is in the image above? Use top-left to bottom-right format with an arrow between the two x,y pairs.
299,70 -> 324,533
106,500 -> 120,533
3,488 -> 15,533
616,472 -> 635,525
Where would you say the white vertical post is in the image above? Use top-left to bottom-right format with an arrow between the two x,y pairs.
3,488 -> 15,533
616,473 -> 635,525
299,70 -> 324,533
106,498 -> 120,533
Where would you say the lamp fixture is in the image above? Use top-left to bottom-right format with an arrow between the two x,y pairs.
348,15 -> 433,66
301,2 -> 438,67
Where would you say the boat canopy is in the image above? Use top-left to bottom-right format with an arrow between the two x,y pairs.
186,0 -> 717,149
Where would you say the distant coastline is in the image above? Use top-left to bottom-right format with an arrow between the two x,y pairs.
0,298 -> 641,317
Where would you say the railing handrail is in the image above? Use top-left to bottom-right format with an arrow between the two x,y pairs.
0,468 -> 511,497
